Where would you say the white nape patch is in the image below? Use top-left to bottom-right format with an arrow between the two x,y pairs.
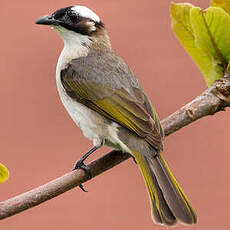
71,5 -> 100,23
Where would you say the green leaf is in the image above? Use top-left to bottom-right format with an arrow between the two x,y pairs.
0,163 -> 9,183
170,3 -> 230,86
190,6 -> 227,86
211,0 -> 230,15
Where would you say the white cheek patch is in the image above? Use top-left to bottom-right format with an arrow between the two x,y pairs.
86,21 -> 97,32
71,5 -> 100,23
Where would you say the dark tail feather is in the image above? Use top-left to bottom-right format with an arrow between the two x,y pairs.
151,154 -> 197,224
145,162 -> 177,225
132,149 -> 197,226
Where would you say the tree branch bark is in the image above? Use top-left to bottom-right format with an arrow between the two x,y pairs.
1,74 -> 230,220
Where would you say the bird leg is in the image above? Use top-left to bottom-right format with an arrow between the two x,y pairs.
72,146 -> 100,192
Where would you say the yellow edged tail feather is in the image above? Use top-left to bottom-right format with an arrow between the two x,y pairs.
132,149 -> 197,226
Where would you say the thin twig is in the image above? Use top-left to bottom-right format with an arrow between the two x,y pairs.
0,74 -> 230,220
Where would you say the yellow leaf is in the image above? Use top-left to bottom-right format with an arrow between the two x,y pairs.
211,0 -> 230,15
171,3 -> 230,86
0,163 -> 9,183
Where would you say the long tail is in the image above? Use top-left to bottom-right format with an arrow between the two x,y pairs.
132,149 -> 197,226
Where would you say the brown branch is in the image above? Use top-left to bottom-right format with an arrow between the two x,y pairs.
1,74 -> 230,220
162,73 -> 230,135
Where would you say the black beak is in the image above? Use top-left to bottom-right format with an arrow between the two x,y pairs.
35,15 -> 60,26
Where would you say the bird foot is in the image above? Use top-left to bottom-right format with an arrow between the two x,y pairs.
72,160 -> 92,192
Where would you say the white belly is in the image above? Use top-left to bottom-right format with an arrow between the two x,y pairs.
56,71 -> 107,143
56,72 -> 130,154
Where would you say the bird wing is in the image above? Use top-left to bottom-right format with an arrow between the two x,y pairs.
60,51 -> 164,151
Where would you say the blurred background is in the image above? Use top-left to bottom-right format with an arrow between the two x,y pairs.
1,0 -> 229,229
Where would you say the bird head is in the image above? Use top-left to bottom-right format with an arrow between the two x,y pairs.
36,6 -> 104,35
36,6 -> 109,49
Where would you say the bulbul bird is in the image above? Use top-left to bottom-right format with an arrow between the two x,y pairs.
36,5 -> 197,226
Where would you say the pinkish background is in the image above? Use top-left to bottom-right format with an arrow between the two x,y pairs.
1,0 -> 229,229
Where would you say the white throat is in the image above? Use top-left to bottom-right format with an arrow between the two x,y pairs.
55,26 -> 92,115
55,26 -> 91,71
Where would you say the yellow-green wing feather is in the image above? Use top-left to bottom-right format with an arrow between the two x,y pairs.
61,51 -> 164,150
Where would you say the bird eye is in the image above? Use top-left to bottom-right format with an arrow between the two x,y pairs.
67,10 -> 79,22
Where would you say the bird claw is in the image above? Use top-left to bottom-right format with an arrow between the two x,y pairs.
79,184 -> 88,192
72,160 -> 92,192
